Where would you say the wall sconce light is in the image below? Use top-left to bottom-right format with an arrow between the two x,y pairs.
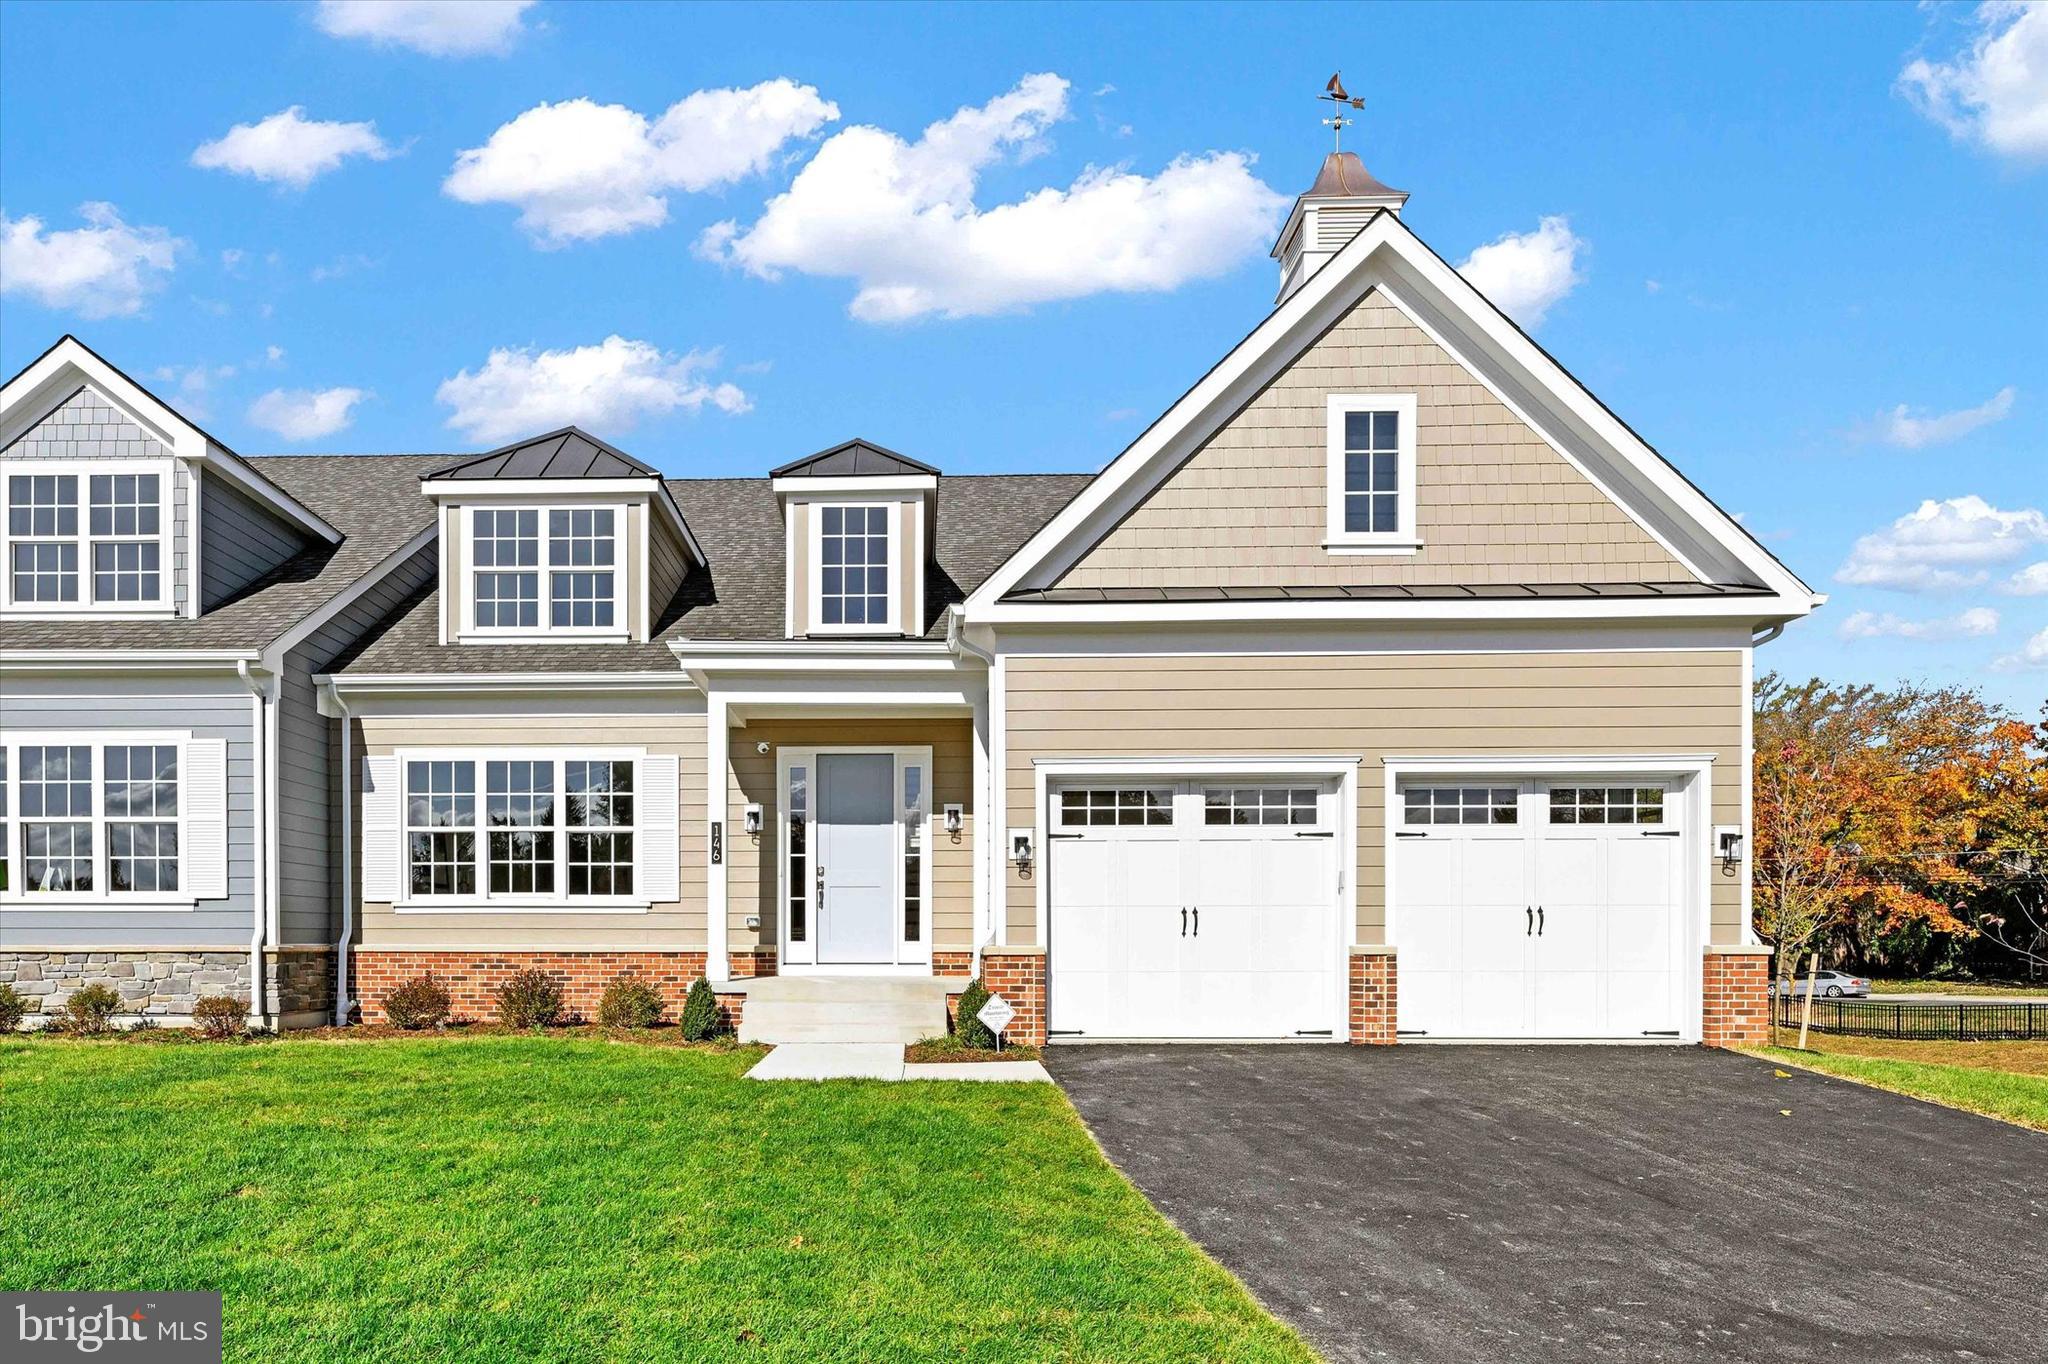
943,803 -> 964,834
1009,827 -> 1034,869
755,740 -> 771,756
1714,826 -> 1744,869
744,915 -> 760,932
744,803 -> 764,835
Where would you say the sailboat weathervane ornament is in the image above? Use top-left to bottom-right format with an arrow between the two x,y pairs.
1320,72 -> 1364,151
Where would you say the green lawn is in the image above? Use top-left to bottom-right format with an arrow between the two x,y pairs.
0,1035 -> 1314,1364
1750,1040 -> 2048,1133
1867,978 -> 2048,997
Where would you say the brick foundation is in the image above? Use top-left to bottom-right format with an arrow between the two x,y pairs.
1701,947 -> 1772,1047
727,948 -> 777,979
979,946 -> 1046,1046
353,950 -> 714,1026
932,950 -> 973,979
1349,947 -> 1398,1044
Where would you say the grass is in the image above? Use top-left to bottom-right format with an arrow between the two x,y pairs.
0,1035 -> 1311,1364
1748,1031 -> 2048,1133
1867,978 -> 2048,997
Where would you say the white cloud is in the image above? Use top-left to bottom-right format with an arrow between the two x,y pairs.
1455,215 -> 1587,328
1855,385 -> 2017,449
1993,625 -> 2048,671
435,336 -> 750,444
247,387 -> 368,441
444,81 -> 840,245
1837,606 -> 2001,641
150,362 -> 237,419
2002,560 -> 2048,594
1836,495 -> 2048,591
0,202 -> 183,318
191,107 -> 397,188
1897,2 -> 2048,164
314,0 -> 535,57
699,73 -> 1286,322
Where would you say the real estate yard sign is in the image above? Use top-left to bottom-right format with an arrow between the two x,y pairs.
978,994 -> 1016,1050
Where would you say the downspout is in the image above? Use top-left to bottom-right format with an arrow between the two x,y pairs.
326,682 -> 355,1026
1749,622 -> 1786,647
946,607 -> 1000,976
236,661 -> 270,1027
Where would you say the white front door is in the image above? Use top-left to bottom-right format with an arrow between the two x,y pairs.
815,752 -> 897,964
1047,780 -> 1343,1040
1394,780 -> 1687,1040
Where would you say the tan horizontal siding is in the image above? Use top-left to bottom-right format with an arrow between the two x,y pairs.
355,707 -> 706,950
1003,649 -> 1745,947
1059,290 -> 1693,589
727,718 -> 974,953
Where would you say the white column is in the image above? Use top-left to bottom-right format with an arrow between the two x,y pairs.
970,681 -> 990,975
705,690 -> 729,981
991,651 -> 1010,948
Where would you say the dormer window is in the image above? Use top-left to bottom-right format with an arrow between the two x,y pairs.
770,439 -> 937,639
817,504 -> 893,629
466,505 -> 619,634
548,509 -> 616,628
4,463 -> 171,611
1324,394 -> 1419,554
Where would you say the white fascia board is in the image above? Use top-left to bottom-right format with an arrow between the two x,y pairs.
423,475 -> 703,568
260,523 -> 437,669
987,620 -> 1755,658
771,475 -> 937,496
964,211 -> 1817,614
972,594 -> 1809,627
1383,753 -> 1715,775
669,639 -> 956,671
0,648 -> 260,674
316,671 -> 701,698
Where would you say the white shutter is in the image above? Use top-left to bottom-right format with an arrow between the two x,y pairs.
183,738 -> 228,900
361,755 -> 402,903
638,753 -> 681,904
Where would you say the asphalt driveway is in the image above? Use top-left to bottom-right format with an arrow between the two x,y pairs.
1049,1045 -> 2046,1364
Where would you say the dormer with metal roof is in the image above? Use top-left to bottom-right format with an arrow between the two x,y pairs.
421,426 -> 702,647
769,439 -> 938,640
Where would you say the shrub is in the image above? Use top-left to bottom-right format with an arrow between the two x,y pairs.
597,973 -> 664,1029
191,994 -> 249,1040
0,983 -> 26,1033
381,973 -> 451,1030
496,968 -> 564,1029
952,977 -> 994,1049
64,983 -> 124,1035
679,977 -> 720,1041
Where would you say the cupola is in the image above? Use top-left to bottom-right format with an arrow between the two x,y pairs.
1271,151 -> 1409,304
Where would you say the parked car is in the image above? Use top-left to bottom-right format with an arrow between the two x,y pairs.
1769,970 -> 1871,998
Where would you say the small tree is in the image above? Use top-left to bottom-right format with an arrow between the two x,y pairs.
191,995 -> 249,1040
496,969 -> 565,1028
64,983 -> 123,1035
953,978 -> 994,1049
0,982 -> 27,1033
597,973 -> 664,1029
679,978 -> 719,1041
381,973 -> 451,1030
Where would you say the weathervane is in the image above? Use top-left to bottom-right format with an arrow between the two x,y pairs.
1319,72 -> 1364,151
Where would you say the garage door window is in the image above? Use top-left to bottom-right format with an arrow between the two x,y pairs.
1402,786 -> 1518,826
1203,786 -> 1318,826
1548,787 -> 1665,825
1058,787 -> 1172,827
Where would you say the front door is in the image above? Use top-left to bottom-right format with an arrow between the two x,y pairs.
815,752 -> 897,964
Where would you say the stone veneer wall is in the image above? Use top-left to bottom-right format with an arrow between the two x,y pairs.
0,948 -> 333,1026
1349,947 -> 1398,1044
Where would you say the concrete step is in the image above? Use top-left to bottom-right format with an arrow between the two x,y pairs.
736,974 -> 952,1045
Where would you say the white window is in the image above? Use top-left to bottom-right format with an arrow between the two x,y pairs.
1057,787 -> 1173,827
813,503 -> 896,632
400,752 -> 639,906
0,734 -> 202,905
1203,786 -> 1319,827
3,462 -> 172,611
1324,394 -> 1419,552
1402,785 -> 1520,827
466,505 -> 618,635
1548,786 -> 1667,826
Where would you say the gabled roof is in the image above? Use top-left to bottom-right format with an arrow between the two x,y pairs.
770,438 -> 940,478
0,335 -> 341,543
966,206 -> 1821,626
428,426 -> 659,481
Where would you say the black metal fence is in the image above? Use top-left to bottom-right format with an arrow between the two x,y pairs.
1774,995 -> 2048,1040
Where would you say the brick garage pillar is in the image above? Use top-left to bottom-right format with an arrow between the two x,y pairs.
1701,945 -> 1772,1046
1349,946 -> 1398,1044
979,945 -> 1046,1046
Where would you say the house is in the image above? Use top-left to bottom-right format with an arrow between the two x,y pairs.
0,153 -> 1817,1044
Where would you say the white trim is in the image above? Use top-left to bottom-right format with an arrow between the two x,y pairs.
1,456 -> 178,616
1739,644 -> 1758,946
973,596 -> 1805,627
772,474 -> 936,496
1381,752 -> 1711,1043
774,743 -> 934,973
1323,392 -> 1419,551
705,691 -> 729,980
0,648 -> 260,673
987,623 -> 1754,657
389,745 -> 651,913
422,477 -> 662,499
783,496 -> 797,637
183,458 -> 202,619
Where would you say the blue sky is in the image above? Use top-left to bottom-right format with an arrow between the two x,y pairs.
1,1 -> 2043,708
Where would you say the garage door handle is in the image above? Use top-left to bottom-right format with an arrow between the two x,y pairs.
1193,907 -> 1199,936
1526,907 -> 1534,936
1181,907 -> 1188,937
1537,905 -> 1545,936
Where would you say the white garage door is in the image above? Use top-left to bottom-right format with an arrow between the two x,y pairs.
1394,780 -> 1688,1040
1048,781 -> 1344,1040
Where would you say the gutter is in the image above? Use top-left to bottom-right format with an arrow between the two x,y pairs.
236,661 -> 272,1028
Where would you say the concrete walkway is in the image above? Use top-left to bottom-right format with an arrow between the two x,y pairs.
746,1042 -> 1049,1082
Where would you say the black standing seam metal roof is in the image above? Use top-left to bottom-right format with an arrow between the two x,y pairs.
427,426 -> 661,481
770,438 -> 942,479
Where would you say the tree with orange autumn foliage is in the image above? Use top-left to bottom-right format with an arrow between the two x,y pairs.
1751,675 -> 2016,986
1969,705 -> 2048,971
